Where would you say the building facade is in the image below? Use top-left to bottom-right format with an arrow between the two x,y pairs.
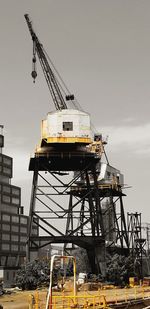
0,127 -> 28,287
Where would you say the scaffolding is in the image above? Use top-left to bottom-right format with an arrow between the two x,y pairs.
127,212 -> 146,278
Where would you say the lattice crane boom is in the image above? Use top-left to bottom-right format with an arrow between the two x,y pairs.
24,14 -> 68,111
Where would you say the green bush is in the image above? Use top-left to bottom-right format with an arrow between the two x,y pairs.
15,259 -> 50,290
106,254 -> 135,286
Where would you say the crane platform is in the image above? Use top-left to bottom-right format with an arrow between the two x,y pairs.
29,151 -> 99,171
70,186 -> 125,197
28,235 -> 105,250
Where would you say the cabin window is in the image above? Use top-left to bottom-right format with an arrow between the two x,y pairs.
63,122 -> 73,131
107,172 -> 111,179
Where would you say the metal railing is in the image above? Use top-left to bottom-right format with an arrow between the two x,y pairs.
28,286 -> 150,309
29,293 -> 109,309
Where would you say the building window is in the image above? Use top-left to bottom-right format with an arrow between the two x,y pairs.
2,243 -> 10,250
1,256 -> 6,266
20,227 -> 27,234
32,228 -> 38,236
20,245 -> 26,252
3,166 -> 11,176
63,122 -> 73,131
12,197 -> 20,205
12,187 -> 20,196
20,236 -> 27,242
11,225 -> 19,232
0,175 -> 9,184
11,244 -> 18,251
2,234 -> 10,241
3,185 -> 11,194
7,256 -> 16,266
2,224 -> 10,231
2,214 -> 10,222
2,195 -> 11,204
20,217 -> 27,224
12,216 -> 19,223
3,157 -> 12,166
11,206 -> 18,214
3,205 -> 18,214
11,235 -> 19,242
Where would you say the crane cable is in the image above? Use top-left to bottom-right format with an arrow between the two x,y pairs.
44,49 -> 81,110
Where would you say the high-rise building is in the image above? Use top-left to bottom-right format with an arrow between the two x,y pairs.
0,126 -> 28,287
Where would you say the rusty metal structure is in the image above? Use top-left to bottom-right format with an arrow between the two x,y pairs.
28,153 -> 129,273
127,212 -> 146,278
142,223 -> 150,253
25,14 -> 129,273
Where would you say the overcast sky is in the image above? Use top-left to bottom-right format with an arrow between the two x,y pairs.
1,0 -> 150,222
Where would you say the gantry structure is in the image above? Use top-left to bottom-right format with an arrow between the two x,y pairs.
25,14 -> 129,273
128,212 -> 146,278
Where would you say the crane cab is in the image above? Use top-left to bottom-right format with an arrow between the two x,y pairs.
98,163 -> 124,187
74,163 -> 124,188
40,109 -> 92,147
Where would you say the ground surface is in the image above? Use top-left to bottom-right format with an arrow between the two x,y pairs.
0,285 -> 150,309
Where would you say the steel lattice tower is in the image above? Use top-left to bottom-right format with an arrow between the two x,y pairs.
27,150 -> 129,273
127,212 -> 146,278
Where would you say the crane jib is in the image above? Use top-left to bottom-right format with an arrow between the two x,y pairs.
24,14 -> 68,110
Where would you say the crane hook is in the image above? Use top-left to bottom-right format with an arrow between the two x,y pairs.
31,70 -> 37,83
31,55 -> 37,82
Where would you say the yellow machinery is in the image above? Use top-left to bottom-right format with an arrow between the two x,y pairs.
46,255 -> 77,309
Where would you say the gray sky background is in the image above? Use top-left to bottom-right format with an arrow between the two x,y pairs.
1,0 -> 150,222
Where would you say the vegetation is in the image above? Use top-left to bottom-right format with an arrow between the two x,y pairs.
106,254 -> 136,286
15,252 -> 137,290
15,259 -> 51,290
15,258 -> 72,290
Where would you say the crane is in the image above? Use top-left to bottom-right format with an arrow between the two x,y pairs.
24,14 -> 109,160
24,14 -> 96,149
25,15 -> 129,275
24,14 -> 75,111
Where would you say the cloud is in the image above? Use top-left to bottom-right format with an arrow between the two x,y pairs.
99,122 -> 150,156
122,117 -> 136,123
